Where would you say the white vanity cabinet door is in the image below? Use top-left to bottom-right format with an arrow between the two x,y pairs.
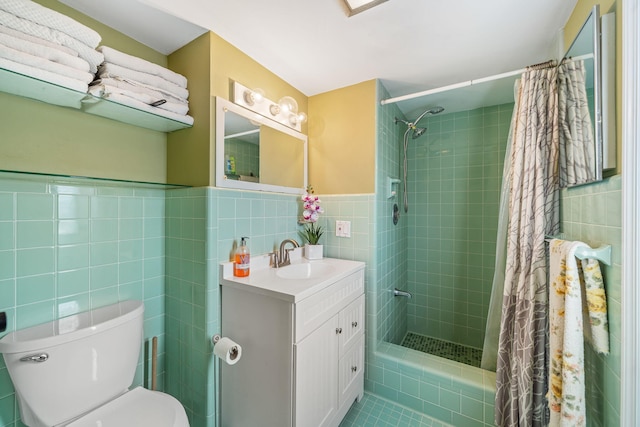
339,336 -> 364,404
338,295 -> 364,353
294,315 -> 340,427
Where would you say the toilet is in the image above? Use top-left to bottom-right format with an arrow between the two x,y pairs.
0,300 -> 189,427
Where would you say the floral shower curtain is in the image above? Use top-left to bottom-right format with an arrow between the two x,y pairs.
558,59 -> 597,187
494,64 -> 560,427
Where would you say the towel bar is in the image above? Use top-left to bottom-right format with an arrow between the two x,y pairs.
545,235 -> 612,266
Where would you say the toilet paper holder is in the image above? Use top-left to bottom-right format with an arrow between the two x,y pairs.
212,334 -> 240,360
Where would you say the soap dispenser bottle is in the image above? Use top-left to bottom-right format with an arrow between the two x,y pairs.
233,237 -> 250,277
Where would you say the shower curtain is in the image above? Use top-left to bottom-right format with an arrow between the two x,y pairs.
492,65 -> 560,427
558,59 -> 596,187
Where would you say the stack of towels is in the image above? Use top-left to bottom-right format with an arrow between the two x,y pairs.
90,46 -> 193,125
0,0 -> 102,93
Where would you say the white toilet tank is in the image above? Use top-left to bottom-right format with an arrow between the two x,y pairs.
0,300 -> 144,427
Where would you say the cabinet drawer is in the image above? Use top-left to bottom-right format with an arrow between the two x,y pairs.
295,270 -> 364,342
338,294 -> 364,354
338,336 -> 364,404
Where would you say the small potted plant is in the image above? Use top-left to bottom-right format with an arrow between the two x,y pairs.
299,187 -> 324,259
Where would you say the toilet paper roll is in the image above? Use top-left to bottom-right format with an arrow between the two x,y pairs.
213,337 -> 242,365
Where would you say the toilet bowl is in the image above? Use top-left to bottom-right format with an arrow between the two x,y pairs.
66,387 -> 187,427
0,300 -> 189,427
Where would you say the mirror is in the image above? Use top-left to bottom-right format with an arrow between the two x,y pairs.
559,5 -> 615,188
215,97 -> 307,194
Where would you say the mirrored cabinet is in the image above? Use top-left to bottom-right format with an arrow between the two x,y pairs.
215,97 -> 308,195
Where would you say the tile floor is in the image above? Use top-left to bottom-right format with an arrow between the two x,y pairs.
340,393 -> 453,427
400,332 -> 483,368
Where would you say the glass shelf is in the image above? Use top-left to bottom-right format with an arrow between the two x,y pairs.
0,67 -> 192,133
0,169 -> 191,189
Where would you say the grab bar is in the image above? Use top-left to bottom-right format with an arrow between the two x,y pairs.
393,288 -> 412,298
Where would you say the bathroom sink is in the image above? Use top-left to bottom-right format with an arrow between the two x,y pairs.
276,262 -> 335,280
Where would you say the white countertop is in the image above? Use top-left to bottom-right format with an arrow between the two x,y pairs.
219,250 -> 365,303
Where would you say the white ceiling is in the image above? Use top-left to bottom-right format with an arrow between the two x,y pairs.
60,0 -> 578,118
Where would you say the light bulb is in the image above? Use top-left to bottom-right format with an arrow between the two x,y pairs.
288,111 -> 307,127
278,96 -> 298,115
269,103 -> 281,116
243,88 -> 265,106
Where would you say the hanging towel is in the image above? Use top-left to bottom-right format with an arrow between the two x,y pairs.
548,239 -> 609,426
579,258 -> 610,354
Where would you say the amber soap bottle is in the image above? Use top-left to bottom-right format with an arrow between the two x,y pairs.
233,237 -> 250,277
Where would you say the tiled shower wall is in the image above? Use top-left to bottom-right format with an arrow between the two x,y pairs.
560,175 -> 622,427
0,174 -> 166,427
406,103 -> 512,349
375,83 -> 409,346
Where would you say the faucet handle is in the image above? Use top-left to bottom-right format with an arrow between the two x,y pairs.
269,251 -> 280,268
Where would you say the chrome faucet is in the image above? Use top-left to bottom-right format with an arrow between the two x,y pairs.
271,238 -> 300,268
393,288 -> 412,298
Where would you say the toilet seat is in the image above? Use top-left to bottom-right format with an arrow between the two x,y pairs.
65,387 -> 189,427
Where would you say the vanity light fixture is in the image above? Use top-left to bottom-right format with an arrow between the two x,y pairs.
233,81 -> 306,131
342,0 -> 388,16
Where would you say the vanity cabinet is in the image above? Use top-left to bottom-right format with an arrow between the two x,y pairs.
220,259 -> 365,427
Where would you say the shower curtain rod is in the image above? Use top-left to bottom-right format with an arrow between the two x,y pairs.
380,53 -> 593,106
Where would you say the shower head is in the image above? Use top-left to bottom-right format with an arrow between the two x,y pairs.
412,127 -> 427,139
412,106 -> 445,125
394,106 -> 444,139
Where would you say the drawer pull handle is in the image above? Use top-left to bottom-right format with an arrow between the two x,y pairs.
351,366 -> 358,372
336,327 -> 343,334
352,321 -> 358,328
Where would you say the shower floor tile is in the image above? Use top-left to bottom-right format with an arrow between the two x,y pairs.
400,332 -> 483,368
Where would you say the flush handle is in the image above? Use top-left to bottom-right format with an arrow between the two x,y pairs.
20,353 -> 49,363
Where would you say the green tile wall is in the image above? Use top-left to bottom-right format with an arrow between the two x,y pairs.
406,104 -> 512,349
560,175 -> 621,427
164,187 -> 307,427
367,81 -> 495,426
0,173 -> 166,427
375,84 -> 409,346
224,139 -> 260,178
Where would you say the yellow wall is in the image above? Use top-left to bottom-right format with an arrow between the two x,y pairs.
563,0 -> 621,172
308,80 -> 377,194
167,31 -> 308,187
260,126 -> 305,188
167,33 -> 212,186
0,0 -> 170,183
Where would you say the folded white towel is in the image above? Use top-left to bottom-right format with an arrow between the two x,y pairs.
91,90 -> 194,126
97,62 -> 189,101
98,46 -> 187,88
91,77 -> 188,106
0,0 -> 101,47
0,31 -> 89,72
0,56 -> 88,94
0,23 -> 78,57
0,10 -> 103,73
89,82 -> 189,115
0,42 -> 93,83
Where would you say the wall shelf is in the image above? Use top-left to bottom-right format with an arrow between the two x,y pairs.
0,67 -> 192,133
0,169 -> 191,189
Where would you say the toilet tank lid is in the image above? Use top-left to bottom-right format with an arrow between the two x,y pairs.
0,300 -> 143,354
